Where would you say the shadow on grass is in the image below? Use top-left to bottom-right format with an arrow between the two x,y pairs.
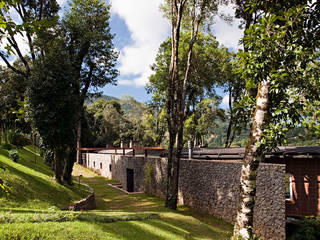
74,167 -> 232,240
0,162 -> 86,210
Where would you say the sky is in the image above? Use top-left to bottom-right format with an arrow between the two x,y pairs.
2,0 -> 243,106
105,0 -> 243,105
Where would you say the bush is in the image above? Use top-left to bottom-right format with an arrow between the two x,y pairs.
288,218 -> 320,240
40,147 -> 54,166
0,143 -> 13,150
8,149 -> 19,162
7,130 -> 31,148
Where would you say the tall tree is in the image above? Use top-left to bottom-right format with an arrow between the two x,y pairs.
161,0 -> 225,209
29,38 -> 77,184
232,3 -> 320,239
61,0 -> 118,183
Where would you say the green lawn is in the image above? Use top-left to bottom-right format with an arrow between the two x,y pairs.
0,145 -> 89,210
0,147 -> 233,240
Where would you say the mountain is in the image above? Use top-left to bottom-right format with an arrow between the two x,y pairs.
84,94 -> 119,105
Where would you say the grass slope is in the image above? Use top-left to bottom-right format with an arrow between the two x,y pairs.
0,151 -> 233,240
0,145 -> 88,210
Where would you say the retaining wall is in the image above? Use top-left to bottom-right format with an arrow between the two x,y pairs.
84,154 -> 286,240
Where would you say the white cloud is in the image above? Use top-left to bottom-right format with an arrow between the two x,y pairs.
118,79 -> 133,86
221,95 -> 232,108
57,0 -> 68,8
213,4 -> 243,51
112,2 -> 243,87
111,0 -> 170,87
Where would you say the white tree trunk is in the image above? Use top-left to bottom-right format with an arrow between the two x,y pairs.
233,78 -> 271,240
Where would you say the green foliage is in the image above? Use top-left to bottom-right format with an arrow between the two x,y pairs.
0,165 -> 10,197
143,161 -> 154,194
62,0 -> 119,92
0,144 -> 13,151
147,32 -> 230,146
184,98 -> 225,146
8,150 -> 19,162
28,36 -> 78,168
7,130 -> 30,148
144,107 -> 167,147
288,218 -> 320,240
236,4 -> 320,152
86,96 -> 153,147
0,64 -> 31,142
0,211 -> 79,224
0,0 -> 59,76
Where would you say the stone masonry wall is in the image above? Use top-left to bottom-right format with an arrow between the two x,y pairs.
85,154 -> 285,240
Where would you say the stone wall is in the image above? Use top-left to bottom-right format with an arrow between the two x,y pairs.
72,192 -> 96,211
72,184 -> 96,211
85,154 -> 286,240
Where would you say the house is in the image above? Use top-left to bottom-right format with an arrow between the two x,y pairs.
78,145 -> 320,240
183,146 -> 320,218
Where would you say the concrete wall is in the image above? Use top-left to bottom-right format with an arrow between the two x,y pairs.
83,153 -> 113,178
85,154 -> 286,240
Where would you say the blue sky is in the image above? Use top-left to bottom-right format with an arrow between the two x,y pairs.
104,0 -> 243,105
1,0 -> 243,105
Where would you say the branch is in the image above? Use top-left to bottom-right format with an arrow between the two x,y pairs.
20,4 -> 36,62
80,63 -> 94,105
0,52 -> 25,76
6,34 -> 30,76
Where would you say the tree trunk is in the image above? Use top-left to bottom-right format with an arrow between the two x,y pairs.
225,87 -> 233,148
76,119 -> 82,164
54,146 -> 64,184
165,0 -> 185,210
165,129 -> 179,209
63,147 -> 76,185
3,123 -> 7,144
232,78 -> 271,240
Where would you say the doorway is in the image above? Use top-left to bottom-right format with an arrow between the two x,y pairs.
126,168 -> 134,192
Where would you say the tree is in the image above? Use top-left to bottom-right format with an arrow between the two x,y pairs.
29,39 -> 78,184
87,99 -> 123,147
184,98 -> 224,146
61,0 -> 118,172
232,3 -> 320,239
0,0 -> 59,77
0,61 -> 30,143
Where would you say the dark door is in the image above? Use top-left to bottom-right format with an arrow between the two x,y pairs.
126,168 -> 134,192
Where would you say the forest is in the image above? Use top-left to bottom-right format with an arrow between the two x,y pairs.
0,0 -> 320,239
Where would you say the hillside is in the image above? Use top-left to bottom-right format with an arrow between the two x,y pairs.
86,94 -> 147,118
84,94 -> 119,105
0,145 -> 89,210
0,145 -> 233,240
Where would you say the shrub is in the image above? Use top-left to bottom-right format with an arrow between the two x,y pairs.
8,149 -> 19,162
40,147 -> 54,166
288,217 -> 320,240
0,143 -> 13,150
7,130 -> 30,148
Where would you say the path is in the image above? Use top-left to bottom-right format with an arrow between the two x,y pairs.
72,163 -> 233,240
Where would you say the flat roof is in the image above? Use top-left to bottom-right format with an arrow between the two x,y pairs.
181,146 -> 320,160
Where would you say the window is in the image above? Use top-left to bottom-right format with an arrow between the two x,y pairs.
100,162 -> 103,169
109,164 -> 112,172
285,173 -> 293,200
93,161 -> 95,168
